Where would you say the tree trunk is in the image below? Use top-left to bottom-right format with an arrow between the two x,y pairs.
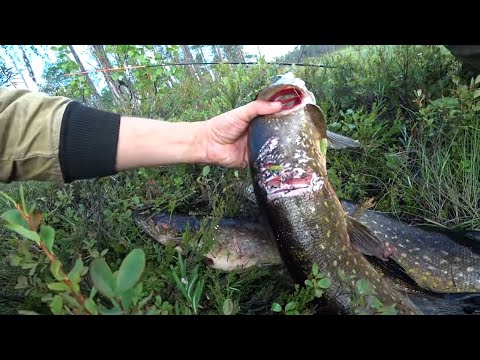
212,46 -> 223,61
235,46 -> 245,62
90,45 -> 123,104
181,45 -> 203,82
221,46 -> 235,62
6,49 -> 28,88
193,45 -> 213,81
68,45 -> 102,106
19,45 -> 38,88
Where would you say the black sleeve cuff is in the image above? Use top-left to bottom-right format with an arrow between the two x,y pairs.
59,101 -> 121,183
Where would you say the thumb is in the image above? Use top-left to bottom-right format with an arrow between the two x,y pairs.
232,100 -> 283,122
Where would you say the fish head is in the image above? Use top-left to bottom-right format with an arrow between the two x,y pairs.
256,72 -> 316,116
249,73 -> 330,204
203,226 -> 282,271
133,209 -> 183,246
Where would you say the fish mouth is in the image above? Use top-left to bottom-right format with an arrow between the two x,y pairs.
256,73 -> 315,114
268,87 -> 305,111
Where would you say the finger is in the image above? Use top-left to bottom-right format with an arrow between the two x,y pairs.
231,100 -> 283,123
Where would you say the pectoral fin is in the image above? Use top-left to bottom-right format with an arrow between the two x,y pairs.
304,104 -> 361,149
326,130 -> 362,149
347,216 -> 395,261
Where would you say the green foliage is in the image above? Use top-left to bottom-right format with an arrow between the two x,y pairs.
271,262 -> 331,315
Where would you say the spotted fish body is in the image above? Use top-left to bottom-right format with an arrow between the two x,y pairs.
342,202 -> 480,293
133,209 -> 282,271
248,73 -> 421,315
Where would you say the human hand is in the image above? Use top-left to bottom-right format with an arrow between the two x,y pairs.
201,100 -> 283,168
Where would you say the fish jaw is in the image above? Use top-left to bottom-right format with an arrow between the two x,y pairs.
256,73 -> 316,116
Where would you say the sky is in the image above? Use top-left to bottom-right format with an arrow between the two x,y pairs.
1,45 -> 298,91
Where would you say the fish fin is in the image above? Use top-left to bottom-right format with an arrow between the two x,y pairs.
304,104 -> 361,149
351,198 -> 376,219
347,216 -> 395,261
326,130 -> 362,149
305,103 -> 328,138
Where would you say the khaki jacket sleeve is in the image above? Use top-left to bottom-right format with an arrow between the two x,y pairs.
0,88 -> 71,183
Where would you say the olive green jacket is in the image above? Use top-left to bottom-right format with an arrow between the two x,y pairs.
0,88 -> 121,184
0,88 -> 71,183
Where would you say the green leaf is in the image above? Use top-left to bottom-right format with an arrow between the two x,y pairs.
474,89 -> 480,99
90,286 -> 97,300
304,279 -> 313,287
61,293 -> 81,309
4,223 -> 40,244
28,263 -> 38,276
234,170 -> 239,178
314,289 -> 324,298
317,277 -> 331,289
50,259 -> 65,281
0,191 -> 17,206
202,165 -> 211,177
366,295 -> 383,310
378,304 -> 398,315
84,298 -> 98,315
90,258 -> 116,298
474,102 -> 480,112
187,272 -> 199,299
119,287 -> 136,311
1,209 -> 29,228
9,255 -> 22,267
19,184 -> 27,214
355,279 -> 373,296
285,302 -> 296,312
452,75 -> 460,85
116,248 -> 145,295
50,295 -> 64,315
98,305 -> 123,315
15,276 -> 28,289
271,303 -> 282,312
312,262 -> 319,277
223,298 -> 234,315
178,253 -> 186,278
47,282 -> 70,292
39,225 -> 55,252
111,72 -> 120,81
172,272 -> 188,299
192,278 -> 204,314
138,291 -> 154,309
475,74 -> 480,85
68,258 -> 84,283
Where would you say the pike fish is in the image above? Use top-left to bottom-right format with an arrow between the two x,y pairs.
134,209 -> 282,271
247,72 -> 421,314
343,201 -> 480,293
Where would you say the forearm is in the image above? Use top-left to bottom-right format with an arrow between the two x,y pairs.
116,117 -> 206,170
